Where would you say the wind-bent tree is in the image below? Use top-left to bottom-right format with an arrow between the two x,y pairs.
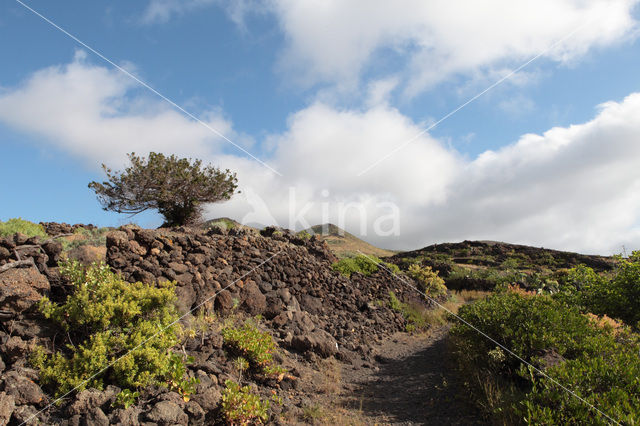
89,152 -> 238,227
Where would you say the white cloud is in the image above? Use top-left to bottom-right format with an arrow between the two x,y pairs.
2,57 -> 640,254
264,0 -> 639,97
142,0 -> 638,100
0,53 -> 236,168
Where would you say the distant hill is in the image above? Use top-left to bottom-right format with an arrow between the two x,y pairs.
201,217 -> 245,230
388,240 -> 615,290
303,223 -> 396,259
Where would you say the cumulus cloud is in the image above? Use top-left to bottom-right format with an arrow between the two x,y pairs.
142,0 -> 639,99
248,0 -> 639,97
0,53 -> 237,168
2,57 -> 640,254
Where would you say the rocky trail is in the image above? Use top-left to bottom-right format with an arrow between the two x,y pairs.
340,326 -> 486,425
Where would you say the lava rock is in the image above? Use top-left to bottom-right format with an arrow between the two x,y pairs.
145,400 -> 188,425
0,266 -> 50,317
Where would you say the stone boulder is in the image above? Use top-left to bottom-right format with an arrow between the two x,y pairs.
0,266 -> 50,318
0,392 -> 15,426
1,370 -> 46,406
145,400 -> 188,425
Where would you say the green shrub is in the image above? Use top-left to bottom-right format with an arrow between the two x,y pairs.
221,380 -> 269,425
221,319 -> 286,378
0,217 -> 47,238
407,264 -> 447,297
331,254 -> 398,278
331,255 -> 380,277
32,260 -> 194,401
451,290 -> 640,424
556,255 -> 640,328
113,389 -> 139,409
297,230 -> 312,240
206,218 -> 236,230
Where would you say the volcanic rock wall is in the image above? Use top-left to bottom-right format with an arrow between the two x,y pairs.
106,225 -> 414,359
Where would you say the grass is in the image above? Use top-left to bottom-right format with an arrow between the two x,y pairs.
389,290 -> 490,332
61,227 -> 109,252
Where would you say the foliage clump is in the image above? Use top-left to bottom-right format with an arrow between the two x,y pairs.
221,319 -> 286,379
88,152 -> 238,227
221,380 -> 269,425
555,252 -> 640,328
332,254 -> 397,277
0,217 -> 47,238
32,260 -> 195,402
451,289 -> 640,424
407,264 -> 447,297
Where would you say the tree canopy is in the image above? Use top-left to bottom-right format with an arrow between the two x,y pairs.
88,152 -> 238,227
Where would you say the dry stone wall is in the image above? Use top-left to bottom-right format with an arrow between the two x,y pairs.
105,225 -> 415,358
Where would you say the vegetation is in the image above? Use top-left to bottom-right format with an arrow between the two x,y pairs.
388,291 -> 431,332
0,217 -> 47,238
220,380 -> 270,425
331,254 -> 399,277
88,152 -> 238,227
554,253 -> 640,328
451,288 -> 640,424
407,264 -> 447,297
31,260 -> 195,403
205,217 -> 238,230
61,226 -> 109,251
221,319 -> 287,379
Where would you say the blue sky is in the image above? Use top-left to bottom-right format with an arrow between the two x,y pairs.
2,0 -> 640,254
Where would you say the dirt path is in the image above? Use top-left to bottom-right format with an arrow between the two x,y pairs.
340,326 -> 487,425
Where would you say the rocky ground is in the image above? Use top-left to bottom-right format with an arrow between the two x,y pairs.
0,223 -> 479,425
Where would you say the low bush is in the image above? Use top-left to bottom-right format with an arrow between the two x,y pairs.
0,217 -> 47,238
555,253 -> 640,328
407,264 -> 447,297
220,380 -> 269,425
221,319 -> 286,379
32,260 -> 195,403
331,254 -> 398,277
451,289 -> 640,424
331,255 -> 380,277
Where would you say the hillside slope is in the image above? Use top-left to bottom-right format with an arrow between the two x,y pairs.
388,240 -> 615,290
304,223 -> 395,259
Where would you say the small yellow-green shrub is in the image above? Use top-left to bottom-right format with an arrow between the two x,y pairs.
32,260 -> 195,401
220,380 -> 269,425
221,319 -> 286,378
0,217 -> 47,238
407,264 -> 447,297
